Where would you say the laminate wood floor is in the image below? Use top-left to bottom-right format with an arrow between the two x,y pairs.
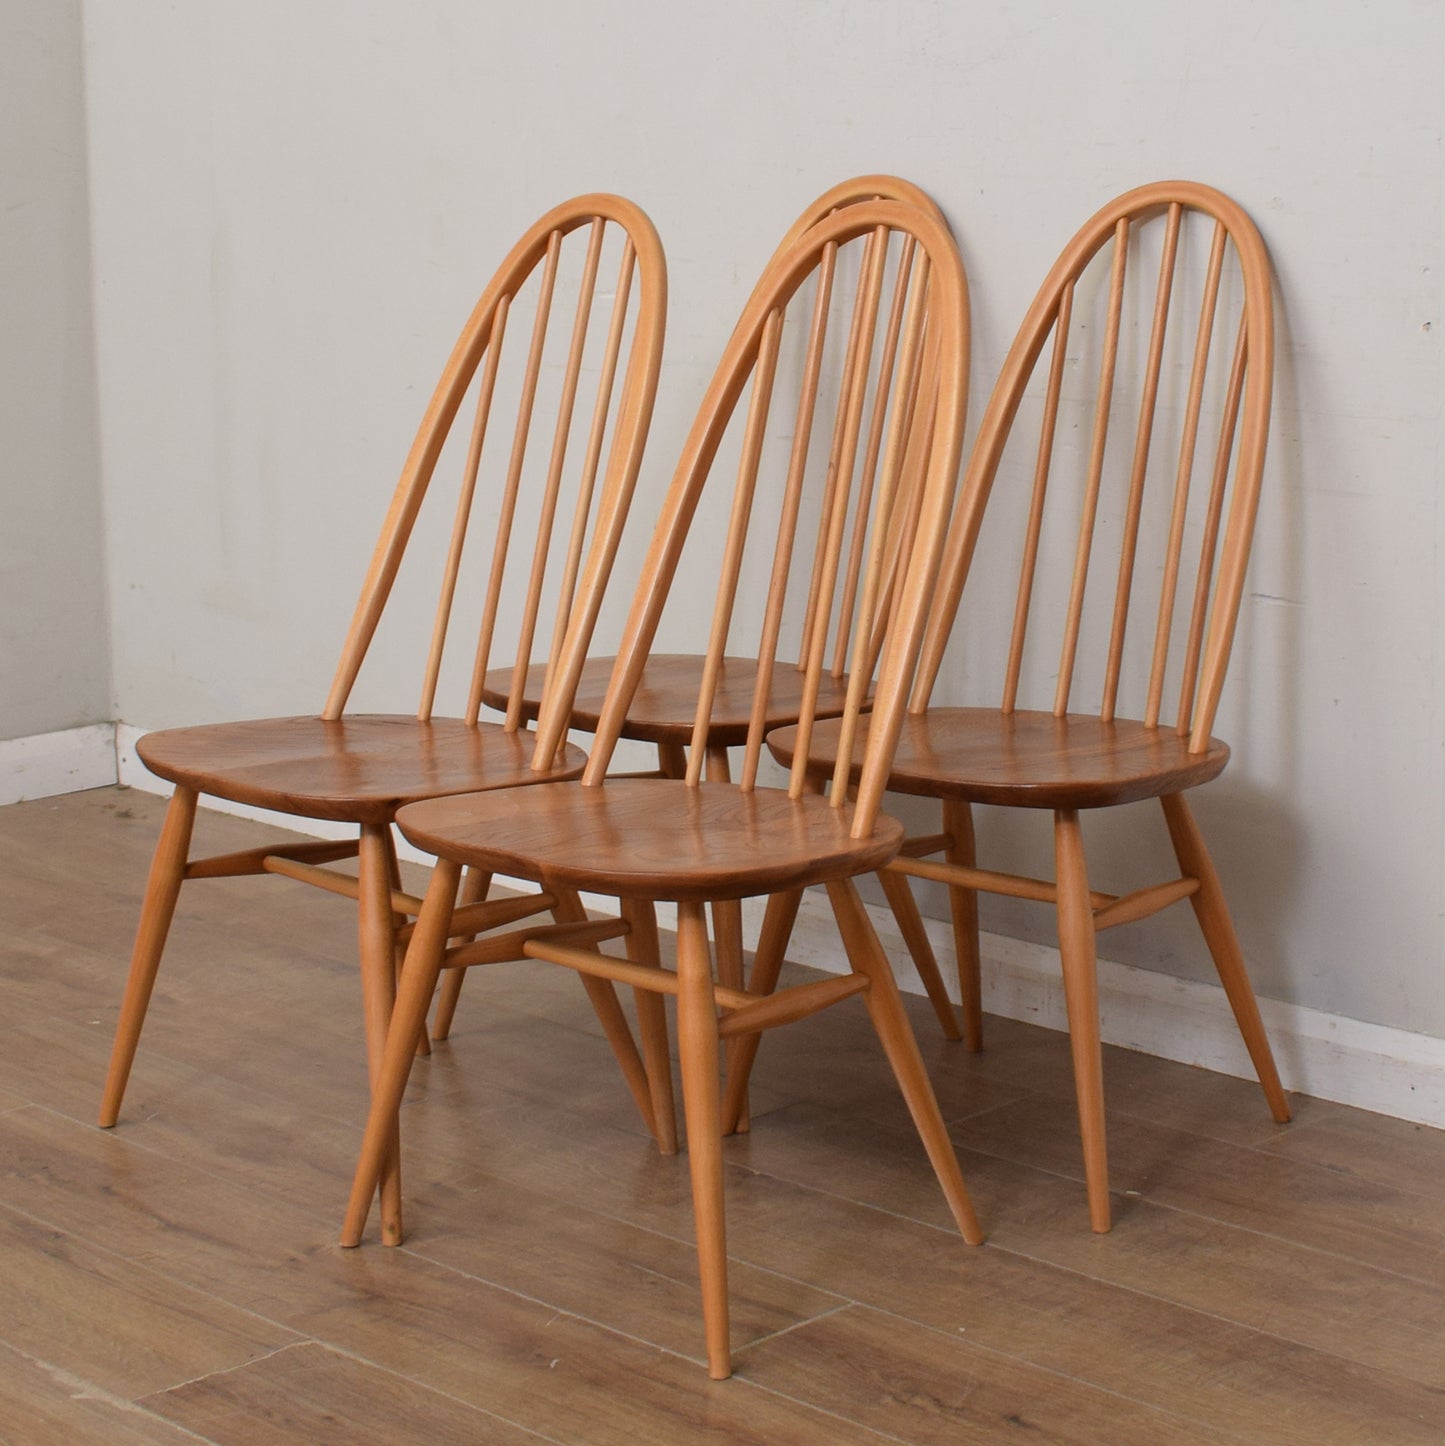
1,787 -> 1442,1443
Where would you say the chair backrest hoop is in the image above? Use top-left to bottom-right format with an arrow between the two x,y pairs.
537,199 -> 969,842
913,180 -> 1273,753
321,194 -> 667,752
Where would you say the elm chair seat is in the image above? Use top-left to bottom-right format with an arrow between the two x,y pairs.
480,654 -> 855,749
396,779 -> 903,901
770,709 -> 1230,810
137,715 -> 587,825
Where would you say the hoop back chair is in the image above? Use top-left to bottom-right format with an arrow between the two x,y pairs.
432,176 -> 964,1059
339,198 -> 981,1380
771,180 -> 1289,1232
99,196 -> 668,1243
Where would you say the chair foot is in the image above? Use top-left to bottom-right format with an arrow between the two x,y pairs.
827,877 -> 983,1245
1160,793 -> 1291,1123
99,786 -> 199,1128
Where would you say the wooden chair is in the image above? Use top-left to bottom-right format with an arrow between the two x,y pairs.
339,198 -> 982,1379
98,195 -> 668,1244
431,176 -> 968,1058
768,181 -> 1290,1232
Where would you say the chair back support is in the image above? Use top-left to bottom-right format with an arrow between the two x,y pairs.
915,181 -> 1273,751
538,201 -> 969,839
321,195 -> 666,751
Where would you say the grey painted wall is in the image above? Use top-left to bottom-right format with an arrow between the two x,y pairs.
0,0 -> 110,740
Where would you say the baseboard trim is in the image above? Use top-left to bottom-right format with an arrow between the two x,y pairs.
111,721 -> 1445,1130
785,888 -> 1445,1131
0,723 -> 118,806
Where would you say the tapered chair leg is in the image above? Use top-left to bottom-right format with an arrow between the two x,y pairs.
1160,793 -> 1291,1123
342,857 -> 461,1248
675,900 -> 731,1380
878,868 -> 963,1040
943,798 -> 984,1052
1053,809 -> 1111,1233
99,786 -> 199,1128
429,867 -> 491,1042
382,828 -> 430,1059
720,887 -> 802,1135
826,877 -> 983,1245
358,823 -> 406,1246
622,897 -> 678,1154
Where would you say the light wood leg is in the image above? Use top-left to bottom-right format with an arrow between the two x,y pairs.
430,867 -> 491,1041
99,786 -> 199,1127
826,877 -> 983,1245
943,798 -> 984,1052
622,897 -> 678,1154
704,747 -> 749,1128
383,828 -> 430,1059
719,887 -> 802,1135
878,866 -> 963,1040
358,823 -> 405,1245
675,899 -> 730,1379
657,741 -> 688,779
1160,793 -> 1291,1123
1054,809 -> 1111,1233
553,887 -> 657,1138
342,858 -> 461,1247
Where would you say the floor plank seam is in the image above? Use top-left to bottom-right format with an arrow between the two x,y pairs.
0,1195 -> 311,1358
0,1340 -> 220,1445
970,1231 -> 1445,1389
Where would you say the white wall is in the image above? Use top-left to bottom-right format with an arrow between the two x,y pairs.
79,2 -> 1444,1040
0,0 -> 110,740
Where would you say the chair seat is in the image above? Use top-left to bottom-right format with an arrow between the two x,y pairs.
480,654 -> 854,747
137,715 -> 587,825
768,708 -> 1231,809
394,778 -> 904,902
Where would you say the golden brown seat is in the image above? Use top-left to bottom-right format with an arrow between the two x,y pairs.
98,196 -> 668,1245
341,198 -> 980,1380
765,181 -> 1291,1234
772,709 -> 1230,810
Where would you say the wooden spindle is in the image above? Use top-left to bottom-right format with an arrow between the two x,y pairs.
1146,218 -> 1226,727
798,225 -> 887,666
740,247 -> 837,791
831,238 -> 917,678
539,233 -> 637,713
789,227 -> 888,800
1101,202 -> 1181,722
419,299 -> 508,720
829,255 -> 931,803
1177,314 -> 1247,737
1054,219 -> 1129,718
505,220 -> 606,728
465,228 -> 563,723
686,308 -> 785,785
1002,283 -> 1074,713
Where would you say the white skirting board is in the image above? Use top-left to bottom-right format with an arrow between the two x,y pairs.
0,723 -> 118,806
105,721 -> 1445,1130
